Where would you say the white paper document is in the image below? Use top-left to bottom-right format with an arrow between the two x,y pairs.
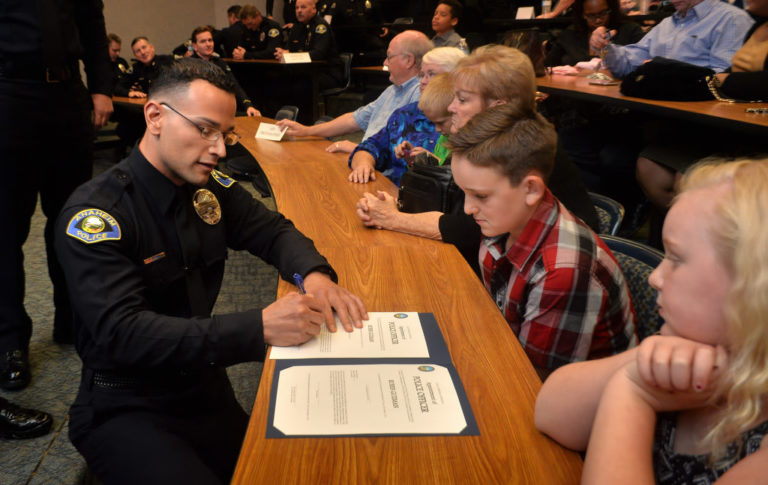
270,312 -> 429,359
255,122 -> 288,141
273,364 -> 467,435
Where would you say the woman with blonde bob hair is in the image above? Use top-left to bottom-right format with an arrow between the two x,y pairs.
535,158 -> 768,483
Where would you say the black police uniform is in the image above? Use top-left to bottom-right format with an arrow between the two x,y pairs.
0,0 -> 111,367
286,14 -> 344,90
325,0 -> 386,54
111,56 -> 130,89
267,0 -> 298,25
56,147 -> 336,484
191,53 -> 257,113
114,55 -> 174,97
219,20 -> 283,59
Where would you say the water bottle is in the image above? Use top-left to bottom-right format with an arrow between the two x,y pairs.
458,38 -> 469,54
542,0 -> 552,14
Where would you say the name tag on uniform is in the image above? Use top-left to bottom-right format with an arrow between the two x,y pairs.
281,52 -> 312,64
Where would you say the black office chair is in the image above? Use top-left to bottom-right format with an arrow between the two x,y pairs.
275,105 -> 299,122
319,53 -> 353,117
589,192 -> 625,236
223,143 -> 272,198
391,17 -> 414,24
600,235 -> 665,340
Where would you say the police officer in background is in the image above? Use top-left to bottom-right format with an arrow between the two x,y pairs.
108,33 -> 131,90
114,37 -> 174,98
219,5 -> 283,59
276,0 -> 344,89
0,0 -> 113,396
56,58 -> 367,484
190,25 -> 261,117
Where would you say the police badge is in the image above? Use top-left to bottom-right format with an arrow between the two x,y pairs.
315,24 -> 327,34
192,189 -> 222,225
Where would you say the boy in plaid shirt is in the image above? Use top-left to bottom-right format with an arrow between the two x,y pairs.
447,104 -> 636,379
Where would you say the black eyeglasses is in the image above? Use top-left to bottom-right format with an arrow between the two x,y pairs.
160,102 -> 240,146
584,8 -> 611,20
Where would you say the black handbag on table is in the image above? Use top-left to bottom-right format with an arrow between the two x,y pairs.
397,162 -> 464,214
619,57 -> 715,101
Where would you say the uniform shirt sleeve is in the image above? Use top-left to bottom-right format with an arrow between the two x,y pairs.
75,0 -> 112,96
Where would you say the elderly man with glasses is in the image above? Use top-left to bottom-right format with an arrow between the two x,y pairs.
55,58 -> 367,485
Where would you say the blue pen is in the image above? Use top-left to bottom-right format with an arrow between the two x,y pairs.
293,273 -> 306,294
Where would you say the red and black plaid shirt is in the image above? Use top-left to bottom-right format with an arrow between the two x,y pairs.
479,190 -> 636,371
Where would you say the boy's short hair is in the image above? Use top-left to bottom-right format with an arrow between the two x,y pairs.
439,0 -> 463,19
239,4 -> 261,19
108,33 -> 121,44
149,58 -> 236,99
227,5 -> 242,16
418,73 -> 454,117
446,103 -> 557,184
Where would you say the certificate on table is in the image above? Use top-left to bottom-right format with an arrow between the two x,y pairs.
269,312 -> 429,359
272,364 -> 469,436
266,313 -> 478,437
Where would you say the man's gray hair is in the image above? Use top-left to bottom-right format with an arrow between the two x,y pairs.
396,30 -> 434,69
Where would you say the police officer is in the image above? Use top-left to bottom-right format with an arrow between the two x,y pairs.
276,0 -> 344,89
324,0 -> 387,56
56,58 -> 367,485
108,33 -> 131,90
190,25 -> 261,117
0,0 -> 113,389
114,37 -> 174,98
219,5 -> 283,59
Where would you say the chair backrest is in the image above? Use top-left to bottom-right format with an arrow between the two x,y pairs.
275,105 -> 299,121
601,235 -> 665,341
392,17 -> 414,24
589,192 -> 625,236
339,52 -> 353,90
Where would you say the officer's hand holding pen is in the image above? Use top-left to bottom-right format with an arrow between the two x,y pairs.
261,290 -> 325,347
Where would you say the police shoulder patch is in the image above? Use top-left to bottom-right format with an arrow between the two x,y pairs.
211,169 -> 236,188
315,24 -> 327,34
268,28 -> 280,38
66,209 -> 121,244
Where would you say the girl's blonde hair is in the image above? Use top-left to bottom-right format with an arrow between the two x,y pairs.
450,45 -> 536,114
677,158 -> 768,457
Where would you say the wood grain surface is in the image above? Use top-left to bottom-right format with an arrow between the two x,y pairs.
230,117 -> 583,484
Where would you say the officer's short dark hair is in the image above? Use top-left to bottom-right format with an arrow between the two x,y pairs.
149,59 -> 236,99
227,4 -> 242,16
130,36 -> 149,48
108,33 -> 121,44
439,0 -> 463,19
191,25 -> 215,44
239,4 -> 261,19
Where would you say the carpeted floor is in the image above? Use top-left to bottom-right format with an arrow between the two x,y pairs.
0,154 -> 276,484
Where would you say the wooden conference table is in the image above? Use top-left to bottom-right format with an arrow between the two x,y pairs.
537,72 -> 768,135
230,117 -> 583,484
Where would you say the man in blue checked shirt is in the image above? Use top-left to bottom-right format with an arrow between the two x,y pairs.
590,0 -> 753,77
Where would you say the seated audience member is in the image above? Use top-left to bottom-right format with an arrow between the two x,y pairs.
275,0 -> 343,90
402,74 -> 456,166
536,158 -> 768,482
190,26 -> 261,117
636,10 -> 768,214
545,0 -> 644,67
56,58 -> 367,484
276,30 -> 433,153
447,104 -> 635,377
431,0 -> 468,53
356,46 -> 600,267
592,0 -> 753,77
227,4 -> 242,26
220,4 -> 283,59
348,47 -> 466,185
114,37 -> 174,98
108,33 -> 130,89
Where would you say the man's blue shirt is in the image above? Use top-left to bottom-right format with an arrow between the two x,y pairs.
352,75 -> 421,141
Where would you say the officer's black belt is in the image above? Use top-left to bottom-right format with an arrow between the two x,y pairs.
85,368 -> 202,391
0,60 -> 78,83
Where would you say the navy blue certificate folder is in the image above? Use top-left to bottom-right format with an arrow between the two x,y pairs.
266,313 -> 478,438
